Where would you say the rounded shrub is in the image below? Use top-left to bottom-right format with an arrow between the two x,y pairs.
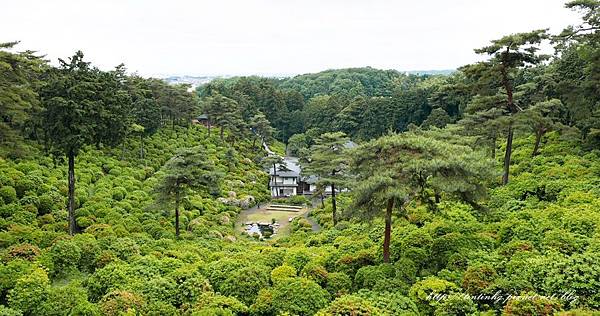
434,293 -> 478,316
271,264 -> 297,284
317,294 -> 380,315
7,268 -> 49,315
50,239 -> 82,276
220,265 -> 270,305
325,272 -> 352,297
271,278 -> 330,315
0,186 -> 17,204
99,290 -> 145,316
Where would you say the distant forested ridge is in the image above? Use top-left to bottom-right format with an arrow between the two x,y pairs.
198,67 -> 464,142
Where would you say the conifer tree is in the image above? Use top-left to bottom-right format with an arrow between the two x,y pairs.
155,146 -> 223,237
461,30 -> 548,184
352,132 -> 494,262
39,51 -> 130,235
302,132 -> 350,225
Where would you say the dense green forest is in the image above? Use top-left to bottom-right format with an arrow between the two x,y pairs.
1,1 -> 599,315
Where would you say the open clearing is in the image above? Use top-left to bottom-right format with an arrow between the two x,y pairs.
236,204 -> 309,238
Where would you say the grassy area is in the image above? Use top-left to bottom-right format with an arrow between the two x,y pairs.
236,206 -> 306,237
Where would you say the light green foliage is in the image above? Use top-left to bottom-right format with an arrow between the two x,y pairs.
271,278 -> 330,315
409,277 -> 459,315
325,272 -> 352,297
317,295 -> 381,315
50,239 -> 82,276
271,264 -> 297,284
0,186 -> 17,204
38,284 -> 98,316
7,268 -> 49,315
434,293 -> 478,316
219,265 -> 270,305
356,291 -> 419,315
191,292 -> 248,315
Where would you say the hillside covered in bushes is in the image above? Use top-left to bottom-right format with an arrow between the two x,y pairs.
1,0 -> 600,315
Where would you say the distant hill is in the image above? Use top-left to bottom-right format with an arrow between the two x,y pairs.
163,75 -> 229,90
405,69 -> 455,75
163,68 -> 455,88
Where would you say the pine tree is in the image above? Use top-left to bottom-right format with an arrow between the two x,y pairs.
352,132 -> 495,262
302,132 -> 351,226
0,42 -> 45,151
250,112 -> 275,149
38,51 -> 130,235
155,146 -> 223,237
460,29 -> 549,184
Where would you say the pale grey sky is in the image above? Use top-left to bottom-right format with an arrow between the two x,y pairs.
3,0 -> 581,77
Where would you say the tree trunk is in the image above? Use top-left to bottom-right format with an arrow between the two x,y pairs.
67,150 -> 76,235
532,128 -> 545,157
120,143 -> 126,161
175,189 -> 180,237
208,121 -> 211,136
252,137 -> 257,149
320,193 -> 325,208
220,126 -> 224,141
383,198 -> 394,263
140,134 -> 145,160
331,183 -> 337,226
502,125 -> 514,185
491,135 -> 496,159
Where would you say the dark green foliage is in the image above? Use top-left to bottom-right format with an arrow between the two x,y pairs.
155,145 -> 223,236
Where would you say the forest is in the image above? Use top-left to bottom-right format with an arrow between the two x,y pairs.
0,0 -> 599,315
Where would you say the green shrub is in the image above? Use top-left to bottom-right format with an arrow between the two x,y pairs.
38,284 -> 95,316
99,290 -> 145,316
0,186 -> 17,204
139,277 -> 177,305
112,187 -> 128,201
220,265 -> 270,305
4,244 -> 40,261
461,263 -> 497,295
357,290 -> 419,315
0,305 -> 22,316
271,278 -> 330,315
86,263 -> 131,301
503,292 -> 561,316
271,264 -> 297,284
354,264 -> 395,290
144,301 -> 178,316
434,293 -> 478,316
409,277 -> 459,315
325,272 -> 352,297
192,292 -> 248,315
301,262 -> 328,285
7,268 -> 49,315
317,295 -> 380,315
50,239 -> 82,276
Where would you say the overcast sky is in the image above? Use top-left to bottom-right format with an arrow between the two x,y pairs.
3,0 -> 581,77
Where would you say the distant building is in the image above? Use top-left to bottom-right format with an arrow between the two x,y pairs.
269,157 -> 301,197
268,139 -> 358,198
192,114 -> 210,127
